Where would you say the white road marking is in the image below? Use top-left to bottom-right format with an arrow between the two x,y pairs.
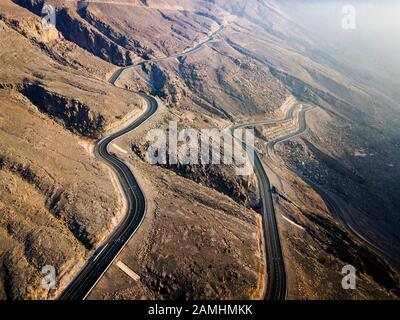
281,214 -> 305,231
116,261 -> 140,281
112,143 -> 128,154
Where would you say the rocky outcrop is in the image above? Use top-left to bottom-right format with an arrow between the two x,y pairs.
77,6 -> 153,61
162,162 -> 257,206
302,210 -> 399,295
56,7 -> 133,66
1,154 -> 89,250
132,143 -> 259,208
0,2 -> 59,44
142,63 -> 185,107
12,0 -> 133,66
18,82 -> 106,138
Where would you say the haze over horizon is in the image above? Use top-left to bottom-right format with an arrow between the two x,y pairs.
0,0 -> 399,302
280,0 -> 400,99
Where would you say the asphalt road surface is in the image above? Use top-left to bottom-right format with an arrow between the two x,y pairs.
267,106 -> 400,270
253,150 -> 287,300
231,102 -> 308,300
59,23 -> 226,300
59,92 -> 158,300
108,24 -> 225,85
231,105 -> 299,300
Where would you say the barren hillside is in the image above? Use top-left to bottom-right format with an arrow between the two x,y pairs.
1,0 -> 399,300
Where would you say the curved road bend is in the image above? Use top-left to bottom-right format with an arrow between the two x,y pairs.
231,105 -> 303,300
264,105 -> 400,273
59,92 -> 158,300
109,24 -> 225,85
234,102 -> 299,130
253,105 -> 313,301
230,104 -> 309,300
232,136 -> 286,300
235,100 -> 399,299
268,106 -> 400,269
60,24 -> 227,300
266,105 -> 314,163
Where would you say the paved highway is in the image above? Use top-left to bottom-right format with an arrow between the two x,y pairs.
233,96 -> 399,301
253,150 -> 287,300
260,103 -> 400,281
109,24 -> 225,85
232,103 -> 310,300
231,104 -> 301,301
59,91 -> 158,300
267,106 -> 400,269
234,102 -> 298,130
229,141 -> 286,300
60,23 -> 226,300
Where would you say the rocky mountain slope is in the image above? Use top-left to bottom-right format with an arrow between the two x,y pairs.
0,0 -> 144,299
1,0 -> 399,299
0,0 -> 265,300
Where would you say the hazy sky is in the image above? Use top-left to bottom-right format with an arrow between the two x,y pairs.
279,0 -> 400,79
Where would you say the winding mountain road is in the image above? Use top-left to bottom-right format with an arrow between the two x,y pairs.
232,102 -> 313,300
60,19 -> 305,301
266,106 -> 400,270
108,24 -> 225,85
241,100 -> 399,300
59,92 -> 158,300
59,23 -> 226,300
231,103 -> 302,301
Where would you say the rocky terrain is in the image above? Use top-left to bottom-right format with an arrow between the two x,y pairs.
252,105 -> 399,299
13,0 -> 224,66
1,0 -> 399,300
89,132 -> 265,299
0,0 -> 144,299
276,108 -> 400,270
0,0 -> 266,300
